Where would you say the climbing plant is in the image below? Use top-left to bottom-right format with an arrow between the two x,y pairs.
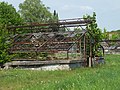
83,12 -> 103,57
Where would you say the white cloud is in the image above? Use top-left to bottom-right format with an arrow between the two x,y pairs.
80,6 -> 94,11
60,5 -> 94,11
61,5 -> 71,11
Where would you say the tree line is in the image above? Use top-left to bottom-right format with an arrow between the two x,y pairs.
103,29 -> 120,40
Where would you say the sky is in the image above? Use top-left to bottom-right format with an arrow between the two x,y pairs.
1,0 -> 120,31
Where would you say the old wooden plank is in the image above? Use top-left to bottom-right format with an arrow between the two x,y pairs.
7,60 -> 84,66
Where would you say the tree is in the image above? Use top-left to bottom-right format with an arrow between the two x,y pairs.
102,28 -> 109,40
0,2 -> 22,26
84,12 -> 102,42
19,0 -> 53,23
0,23 -> 12,64
0,2 -> 22,64
111,34 -> 119,40
53,10 -> 59,22
108,30 -> 120,40
49,10 -> 60,32
83,12 -> 103,57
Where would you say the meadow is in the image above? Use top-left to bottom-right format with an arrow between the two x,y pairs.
0,54 -> 120,90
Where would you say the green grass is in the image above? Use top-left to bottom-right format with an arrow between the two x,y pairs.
0,54 -> 120,90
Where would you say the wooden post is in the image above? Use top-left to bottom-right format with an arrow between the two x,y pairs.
89,40 -> 92,67
79,39 -> 82,60
83,34 -> 86,66
67,50 -> 69,60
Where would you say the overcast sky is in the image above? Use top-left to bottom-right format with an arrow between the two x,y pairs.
1,0 -> 120,31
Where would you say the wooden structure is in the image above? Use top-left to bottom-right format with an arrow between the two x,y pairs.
7,18 -> 101,68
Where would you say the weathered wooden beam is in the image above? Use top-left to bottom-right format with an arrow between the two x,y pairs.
5,60 -> 85,66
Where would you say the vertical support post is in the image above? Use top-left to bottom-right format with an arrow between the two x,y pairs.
79,39 -> 81,50
77,41 -> 80,53
89,40 -> 92,67
36,51 -> 38,60
83,34 -> 86,66
77,40 -> 80,60
79,39 -> 82,60
67,50 -> 69,60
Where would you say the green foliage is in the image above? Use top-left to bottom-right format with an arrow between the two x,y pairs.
109,31 -> 120,40
49,10 -> 59,32
0,24 -> 12,63
19,0 -> 53,23
110,29 -> 120,33
83,12 -> 103,57
0,2 -> 22,63
84,12 -> 103,42
102,28 -> 109,40
0,2 -> 22,25
111,34 -> 119,40
0,55 -> 120,90
37,52 -> 48,60
74,27 -> 82,32
52,10 -> 59,22
104,29 -> 120,40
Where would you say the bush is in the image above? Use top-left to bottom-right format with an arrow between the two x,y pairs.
0,24 -> 13,64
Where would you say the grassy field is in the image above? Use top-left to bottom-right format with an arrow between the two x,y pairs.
0,54 -> 120,90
